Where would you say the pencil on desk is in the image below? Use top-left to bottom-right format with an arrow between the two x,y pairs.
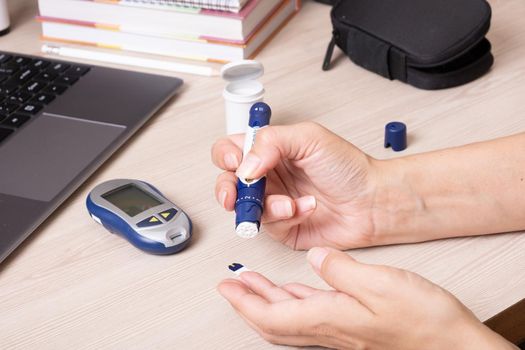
41,44 -> 219,77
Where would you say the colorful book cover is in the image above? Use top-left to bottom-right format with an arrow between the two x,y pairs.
39,0 -> 301,63
38,0 -> 286,45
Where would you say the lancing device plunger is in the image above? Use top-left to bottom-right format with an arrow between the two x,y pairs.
234,102 -> 272,238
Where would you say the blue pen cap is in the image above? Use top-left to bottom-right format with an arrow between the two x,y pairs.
384,121 -> 407,152
235,177 -> 266,232
249,102 -> 272,128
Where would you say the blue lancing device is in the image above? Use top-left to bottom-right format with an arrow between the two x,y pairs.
234,102 -> 272,238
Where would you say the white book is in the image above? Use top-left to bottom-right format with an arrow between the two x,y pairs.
40,0 -> 299,62
38,0 -> 282,42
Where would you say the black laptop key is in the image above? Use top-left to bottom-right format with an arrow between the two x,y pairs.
0,73 -> 7,83
31,93 -> 55,105
0,102 -> 19,114
23,80 -> 46,94
2,114 -> 30,128
0,127 -> 13,143
13,68 -> 38,83
43,84 -> 68,95
8,91 -> 32,104
57,75 -> 78,85
47,62 -> 70,73
67,66 -> 90,76
19,103 -> 42,115
0,81 -> 18,95
32,59 -> 51,70
0,65 -> 19,75
13,56 -> 33,66
0,53 -> 11,64
35,71 -> 58,82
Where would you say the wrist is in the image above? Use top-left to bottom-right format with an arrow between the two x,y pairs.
458,319 -> 517,350
368,157 -> 429,245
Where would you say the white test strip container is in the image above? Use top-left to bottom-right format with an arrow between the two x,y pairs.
0,0 -> 10,36
221,60 -> 265,135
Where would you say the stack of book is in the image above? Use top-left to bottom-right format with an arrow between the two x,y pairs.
37,0 -> 301,63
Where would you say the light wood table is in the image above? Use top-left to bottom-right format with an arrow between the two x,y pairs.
1,0 -> 525,348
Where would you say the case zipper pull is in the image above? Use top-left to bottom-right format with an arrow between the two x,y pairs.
322,32 -> 337,71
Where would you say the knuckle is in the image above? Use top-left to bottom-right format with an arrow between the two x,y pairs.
214,173 -> 234,194
299,121 -> 326,136
214,174 -> 222,191
373,267 -> 412,293
299,120 -> 322,131
354,342 -> 371,350
258,323 -> 279,337
309,322 -> 336,338
210,140 -> 220,156
256,311 -> 279,336
260,332 -> 281,345
215,172 -> 227,185
211,138 -> 227,155
257,126 -> 278,146
332,291 -> 353,308
217,171 -> 236,184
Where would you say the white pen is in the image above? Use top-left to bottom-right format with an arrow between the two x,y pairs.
41,44 -> 219,77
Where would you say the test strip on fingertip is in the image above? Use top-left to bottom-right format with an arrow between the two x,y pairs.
228,263 -> 250,276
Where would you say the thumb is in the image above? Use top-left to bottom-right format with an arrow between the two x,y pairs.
306,247 -> 381,305
235,122 -> 328,181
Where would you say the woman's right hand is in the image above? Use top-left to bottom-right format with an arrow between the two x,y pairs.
212,121 -> 387,250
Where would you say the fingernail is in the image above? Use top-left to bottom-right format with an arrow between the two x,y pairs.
296,196 -> 316,213
219,190 -> 227,208
271,200 -> 293,218
224,153 -> 239,169
307,247 -> 329,272
236,153 -> 261,179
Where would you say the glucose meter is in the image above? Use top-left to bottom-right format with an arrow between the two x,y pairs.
86,179 -> 192,254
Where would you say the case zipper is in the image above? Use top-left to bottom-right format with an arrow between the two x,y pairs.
322,30 -> 339,71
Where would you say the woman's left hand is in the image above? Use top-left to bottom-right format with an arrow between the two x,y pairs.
218,247 -> 515,350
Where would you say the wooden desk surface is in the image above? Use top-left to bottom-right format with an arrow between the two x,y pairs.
1,0 -> 525,348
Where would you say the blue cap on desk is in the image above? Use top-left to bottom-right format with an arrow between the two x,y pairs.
384,122 -> 407,152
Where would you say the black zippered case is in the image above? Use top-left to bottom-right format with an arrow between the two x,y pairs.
323,0 -> 494,90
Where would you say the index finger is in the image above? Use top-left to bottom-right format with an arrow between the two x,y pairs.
218,279 -> 305,334
218,279 -> 272,318
211,134 -> 244,171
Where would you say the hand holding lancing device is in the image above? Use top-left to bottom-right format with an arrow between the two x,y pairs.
214,122 -> 525,250
212,121 -> 379,250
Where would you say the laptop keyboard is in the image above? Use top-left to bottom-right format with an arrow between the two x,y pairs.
0,52 -> 91,144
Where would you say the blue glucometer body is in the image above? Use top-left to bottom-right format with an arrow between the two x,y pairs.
86,179 -> 192,255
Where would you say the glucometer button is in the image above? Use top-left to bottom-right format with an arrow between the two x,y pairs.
137,216 -> 162,228
158,208 -> 177,222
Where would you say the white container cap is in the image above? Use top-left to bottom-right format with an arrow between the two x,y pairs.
221,60 -> 264,82
222,60 -> 265,135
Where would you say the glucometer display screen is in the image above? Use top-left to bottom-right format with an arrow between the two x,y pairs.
102,184 -> 162,217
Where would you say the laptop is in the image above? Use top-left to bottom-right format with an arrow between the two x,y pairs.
0,50 -> 183,263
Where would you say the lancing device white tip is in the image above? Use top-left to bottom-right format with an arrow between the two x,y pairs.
235,222 -> 259,239
228,263 -> 250,276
